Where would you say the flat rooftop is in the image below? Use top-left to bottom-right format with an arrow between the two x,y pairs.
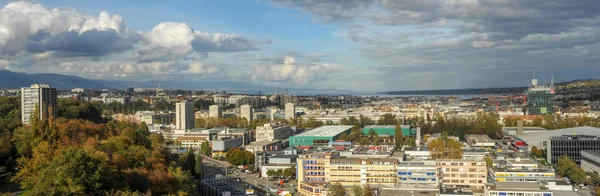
583,150 -> 600,157
245,140 -> 281,147
292,125 -> 353,137
380,189 -> 438,196
492,182 -> 548,191
466,134 -> 494,143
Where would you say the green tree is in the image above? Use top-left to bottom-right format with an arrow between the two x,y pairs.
267,169 -> 275,178
373,132 -> 380,145
359,137 -> 369,146
200,141 -> 212,156
378,113 -> 398,125
275,169 -> 283,178
195,153 -> 203,178
26,148 -> 109,195
328,182 -> 346,196
395,123 -> 404,149
283,167 -> 295,179
338,133 -> 350,141
182,149 -> 196,176
485,155 -> 493,167
351,184 -> 363,196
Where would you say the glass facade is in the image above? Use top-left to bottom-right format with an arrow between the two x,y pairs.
526,89 -> 554,115
549,135 -> 600,164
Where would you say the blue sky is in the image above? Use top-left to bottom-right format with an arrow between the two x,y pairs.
1,0 -> 599,92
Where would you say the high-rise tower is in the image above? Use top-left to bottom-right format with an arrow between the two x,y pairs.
21,84 -> 57,125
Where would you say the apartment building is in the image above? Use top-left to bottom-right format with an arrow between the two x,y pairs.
21,84 -> 57,125
209,104 -> 222,118
175,101 -> 194,130
297,153 -> 331,196
240,104 -> 253,124
176,137 -> 207,148
255,123 -> 292,142
285,102 -> 295,120
436,159 -> 487,189
328,158 -> 397,187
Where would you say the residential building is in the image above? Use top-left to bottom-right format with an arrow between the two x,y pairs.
297,153 -> 332,196
436,159 -> 487,189
581,150 -> 600,174
21,84 -> 57,125
289,125 -> 353,146
329,157 -> 397,187
547,134 -> 600,164
175,101 -> 194,130
240,104 -> 253,124
285,102 -> 295,120
255,123 -> 292,142
209,104 -> 222,118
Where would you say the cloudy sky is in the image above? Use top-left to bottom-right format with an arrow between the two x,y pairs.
1,0 -> 599,92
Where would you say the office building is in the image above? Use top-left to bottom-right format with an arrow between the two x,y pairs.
484,182 -> 553,196
244,140 -> 283,153
21,84 -> 57,125
397,161 -> 438,187
581,150 -> 600,174
526,75 -> 555,115
175,101 -> 194,130
209,104 -> 222,118
489,157 -> 555,182
285,102 -> 295,120
255,123 -> 292,142
240,104 -> 253,124
436,159 -> 487,189
211,137 -> 243,152
465,135 -> 496,147
289,125 -> 353,146
268,107 -> 278,121
547,135 -> 600,164
329,157 -> 397,187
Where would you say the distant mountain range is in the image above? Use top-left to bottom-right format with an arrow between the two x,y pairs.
0,70 -> 357,95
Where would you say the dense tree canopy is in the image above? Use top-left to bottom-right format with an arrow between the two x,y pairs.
504,115 -> 600,130
9,113 -> 198,195
410,113 -> 502,138
556,156 -> 587,184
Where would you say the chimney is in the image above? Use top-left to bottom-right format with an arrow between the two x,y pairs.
517,119 -> 523,135
416,127 -> 421,147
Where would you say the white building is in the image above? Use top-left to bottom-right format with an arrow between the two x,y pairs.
240,104 -> 253,123
71,88 -> 86,93
255,123 -> 292,142
175,101 -> 194,130
285,102 -> 295,120
209,104 -> 222,118
21,84 -> 57,125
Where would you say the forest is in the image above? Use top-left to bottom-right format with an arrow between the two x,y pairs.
0,97 -> 201,195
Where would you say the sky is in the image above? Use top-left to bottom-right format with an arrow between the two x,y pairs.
0,0 -> 599,92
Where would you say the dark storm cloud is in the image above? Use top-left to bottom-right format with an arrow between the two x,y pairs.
26,29 -> 134,57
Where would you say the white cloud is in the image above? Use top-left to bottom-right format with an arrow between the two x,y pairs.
252,56 -> 352,84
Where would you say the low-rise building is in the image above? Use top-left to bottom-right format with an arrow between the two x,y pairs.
255,123 -> 292,142
581,150 -> 600,174
211,137 -> 243,152
484,182 -> 553,196
465,135 -> 496,147
245,140 -> 283,153
290,125 -> 353,146
176,137 -> 207,148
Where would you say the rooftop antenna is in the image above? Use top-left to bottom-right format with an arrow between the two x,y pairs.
551,75 -> 554,89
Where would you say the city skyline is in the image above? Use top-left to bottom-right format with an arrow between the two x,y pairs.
0,1 -> 599,92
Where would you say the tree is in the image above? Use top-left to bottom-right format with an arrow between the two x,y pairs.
275,169 -> 283,178
25,148 -> 108,195
328,182 -> 346,196
267,169 -> 275,178
195,153 -> 203,178
373,132 -> 380,145
378,113 -> 398,125
283,167 -> 295,179
428,138 -> 462,159
359,137 -> 369,146
182,148 -> 196,176
351,184 -> 363,196
200,141 -> 212,156
338,133 -> 350,141
557,155 -> 587,184
485,155 -> 493,167
395,123 -> 404,149
531,146 -> 540,157
364,184 -> 374,196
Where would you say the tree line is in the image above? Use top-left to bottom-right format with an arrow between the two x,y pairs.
504,115 -> 600,130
